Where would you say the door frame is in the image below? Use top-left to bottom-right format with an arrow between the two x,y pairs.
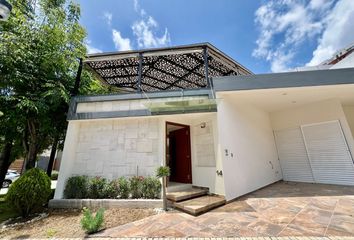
165,121 -> 192,184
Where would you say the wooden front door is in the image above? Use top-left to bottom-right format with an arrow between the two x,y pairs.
169,126 -> 192,183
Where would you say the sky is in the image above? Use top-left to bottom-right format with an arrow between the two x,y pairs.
79,0 -> 354,74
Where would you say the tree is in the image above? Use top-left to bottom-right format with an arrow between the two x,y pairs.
0,0 -> 108,186
156,166 -> 170,211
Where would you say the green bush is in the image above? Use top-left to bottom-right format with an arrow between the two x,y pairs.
142,177 -> 161,199
156,166 -> 170,178
88,177 -> 109,199
80,207 -> 105,234
64,176 -> 89,199
104,180 -> 120,199
117,177 -> 130,199
129,176 -> 144,199
51,170 -> 59,180
6,168 -> 51,217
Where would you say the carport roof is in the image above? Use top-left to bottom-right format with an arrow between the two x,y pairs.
84,43 -> 252,92
213,67 -> 354,92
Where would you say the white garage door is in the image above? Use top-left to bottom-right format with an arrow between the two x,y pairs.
274,128 -> 314,183
275,120 -> 354,186
301,121 -> 354,186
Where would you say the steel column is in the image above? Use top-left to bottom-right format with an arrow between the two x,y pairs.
203,47 -> 210,88
72,58 -> 83,96
137,53 -> 143,92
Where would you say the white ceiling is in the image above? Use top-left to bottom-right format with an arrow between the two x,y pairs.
218,84 -> 354,113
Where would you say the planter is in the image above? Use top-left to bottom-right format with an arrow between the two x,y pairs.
48,199 -> 162,209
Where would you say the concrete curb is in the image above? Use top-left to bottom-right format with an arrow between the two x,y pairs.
48,199 -> 163,209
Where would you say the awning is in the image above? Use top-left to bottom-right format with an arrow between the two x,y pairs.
84,43 -> 252,92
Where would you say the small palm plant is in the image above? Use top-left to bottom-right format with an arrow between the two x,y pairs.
80,207 -> 105,234
156,166 -> 170,211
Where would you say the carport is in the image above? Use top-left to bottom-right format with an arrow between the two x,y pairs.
213,68 -> 354,200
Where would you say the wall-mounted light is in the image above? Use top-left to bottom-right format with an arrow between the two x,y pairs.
200,122 -> 206,128
0,0 -> 12,21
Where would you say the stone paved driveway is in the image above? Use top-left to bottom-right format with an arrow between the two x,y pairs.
94,182 -> 354,238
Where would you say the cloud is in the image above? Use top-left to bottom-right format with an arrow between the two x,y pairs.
131,0 -> 171,48
112,29 -> 132,51
103,12 -> 113,26
86,40 -> 103,54
307,0 -> 354,66
253,0 -> 339,72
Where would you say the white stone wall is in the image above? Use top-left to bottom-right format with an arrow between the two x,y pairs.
72,118 -> 161,180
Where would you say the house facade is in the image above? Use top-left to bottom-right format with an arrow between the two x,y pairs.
54,43 -> 354,201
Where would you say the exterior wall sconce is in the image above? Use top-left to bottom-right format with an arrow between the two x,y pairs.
200,122 -> 206,128
0,0 -> 12,21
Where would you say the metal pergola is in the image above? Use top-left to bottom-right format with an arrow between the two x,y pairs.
84,43 -> 252,92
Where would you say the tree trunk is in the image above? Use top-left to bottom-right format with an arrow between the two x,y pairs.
24,119 -> 39,170
0,141 -> 13,191
162,176 -> 167,211
46,136 -> 58,176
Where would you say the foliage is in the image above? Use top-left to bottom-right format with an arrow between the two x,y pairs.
0,0 -> 109,173
117,177 -> 130,199
6,168 -> 51,217
129,176 -> 144,199
64,176 -> 89,199
142,177 -> 161,199
156,166 -> 170,178
51,170 -> 59,180
0,197 -> 20,223
88,177 -> 108,199
104,179 -> 119,199
80,207 -> 105,234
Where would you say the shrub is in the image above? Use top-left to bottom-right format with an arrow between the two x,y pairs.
104,179 -> 120,199
64,176 -> 89,199
129,176 -> 144,199
6,168 -> 51,217
88,177 -> 109,199
156,166 -> 170,178
142,177 -> 161,199
80,207 -> 105,234
117,177 -> 130,199
51,170 -> 59,180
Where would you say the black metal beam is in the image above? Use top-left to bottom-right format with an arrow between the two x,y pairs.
149,65 -> 205,88
203,47 -> 210,88
142,74 -> 181,89
72,58 -> 83,96
137,53 -> 143,92
160,55 -> 206,79
189,54 -> 228,76
164,63 -> 205,90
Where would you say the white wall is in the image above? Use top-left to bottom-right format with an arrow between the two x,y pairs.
216,93 -> 282,201
54,117 -> 162,199
160,113 -> 225,195
54,121 -> 81,199
343,106 -> 354,138
271,99 -> 354,155
54,112 -> 224,199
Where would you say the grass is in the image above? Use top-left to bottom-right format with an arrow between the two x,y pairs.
0,196 -> 20,223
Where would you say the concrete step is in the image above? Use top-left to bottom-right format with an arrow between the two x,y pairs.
167,183 -> 192,192
166,188 -> 208,202
173,195 -> 226,216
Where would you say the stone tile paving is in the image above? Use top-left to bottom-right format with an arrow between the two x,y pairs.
91,238 -> 354,240
94,182 -> 354,238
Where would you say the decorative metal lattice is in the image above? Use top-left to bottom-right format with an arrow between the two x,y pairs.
84,43 -> 251,92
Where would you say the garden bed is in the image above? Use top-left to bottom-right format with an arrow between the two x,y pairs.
49,198 -> 163,209
0,208 -> 156,238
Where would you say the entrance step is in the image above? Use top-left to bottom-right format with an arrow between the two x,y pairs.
167,188 -> 208,202
174,195 -> 226,216
167,182 -> 192,192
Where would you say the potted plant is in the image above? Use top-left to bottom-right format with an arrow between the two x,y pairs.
156,166 -> 170,211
